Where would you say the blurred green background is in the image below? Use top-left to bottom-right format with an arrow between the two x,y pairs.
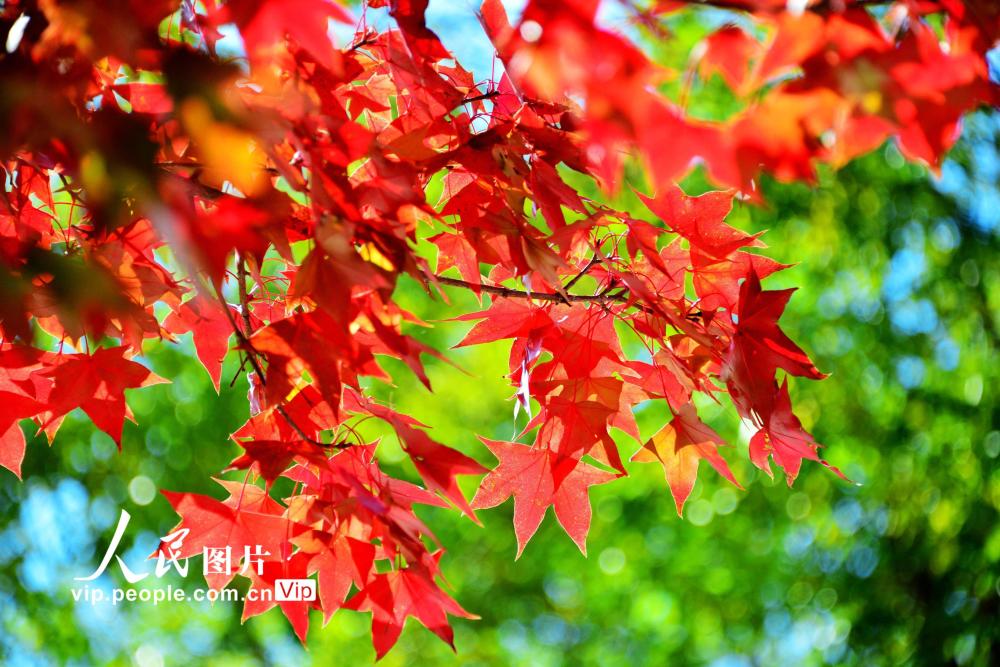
2,4 -> 1000,666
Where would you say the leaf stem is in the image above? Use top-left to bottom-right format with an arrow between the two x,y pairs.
212,255 -> 347,450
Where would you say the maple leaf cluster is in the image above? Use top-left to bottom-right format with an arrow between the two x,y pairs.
489,0 -> 998,195
0,0 -> 995,656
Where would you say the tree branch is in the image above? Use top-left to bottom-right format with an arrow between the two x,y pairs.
214,256 -> 348,450
432,274 -> 627,305
563,255 -> 603,292
236,255 -> 254,338
461,91 -> 500,105
156,161 -> 280,176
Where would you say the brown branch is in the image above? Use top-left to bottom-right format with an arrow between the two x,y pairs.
348,31 -> 378,52
280,406 -> 350,449
563,255 -> 603,292
212,277 -> 265,379
214,257 -> 348,450
461,91 -> 500,105
432,274 -> 628,305
236,255 -> 254,338
155,161 -> 280,176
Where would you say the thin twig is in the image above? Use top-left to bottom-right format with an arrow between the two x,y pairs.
563,256 -> 603,292
214,257 -> 348,450
462,91 -> 500,105
155,160 -> 280,176
212,278 -> 266,378
236,255 -> 254,337
432,274 -> 626,304
349,32 -> 378,52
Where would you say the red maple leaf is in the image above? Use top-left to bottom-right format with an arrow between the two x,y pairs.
472,438 -> 616,557
296,528 -> 376,624
229,0 -> 352,69
345,560 -> 478,659
224,439 -> 336,486
241,551 -> 319,644
40,347 -> 166,447
156,486 -> 306,565
632,403 -> 742,515
163,296 -> 234,391
638,185 -> 763,259
699,26 -> 761,91
360,400 -> 487,519
749,380 -> 848,484
0,346 -> 53,478
251,311 -> 350,415
723,270 -> 826,418
0,422 -> 29,480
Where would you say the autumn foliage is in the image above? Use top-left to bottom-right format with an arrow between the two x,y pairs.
0,0 -> 996,657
